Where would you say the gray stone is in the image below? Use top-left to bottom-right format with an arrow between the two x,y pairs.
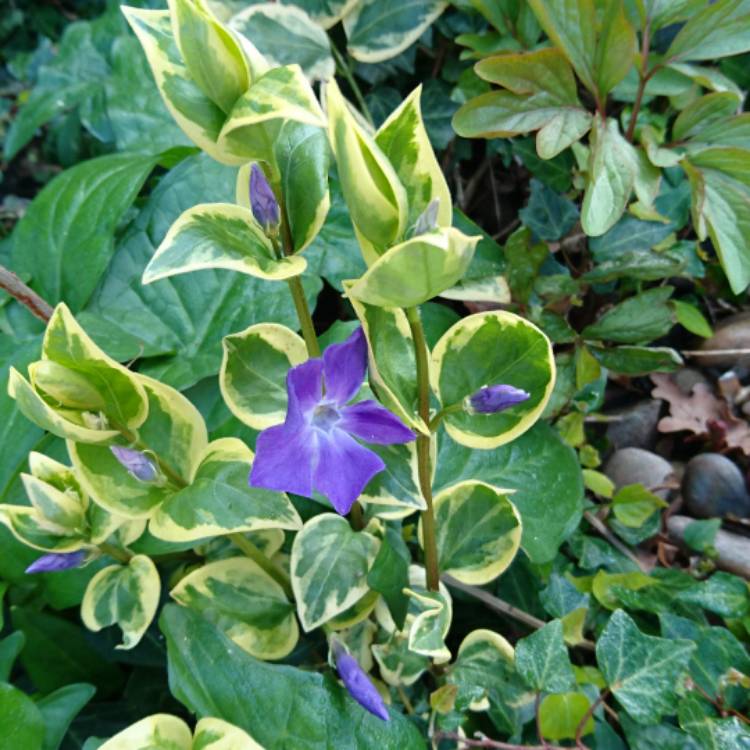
606,400 -> 662,450
682,453 -> 750,519
699,312 -> 750,368
668,515 -> 750,578
605,447 -> 674,500
673,367 -> 710,395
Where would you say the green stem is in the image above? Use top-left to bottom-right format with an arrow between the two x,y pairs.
331,43 -> 374,128
99,542 -> 132,564
229,533 -> 293,598
279,197 -> 321,359
405,306 -> 440,592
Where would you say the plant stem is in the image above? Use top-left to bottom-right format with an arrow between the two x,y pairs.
625,21 -> 652,142
229,532 -> 294,598
0,264 -> 53,322
331,43 -> 374,129
575,689 -> 609,747
433,732 -> 573,750
405,306 -> 440,592
279,198 -> 321,359
99,542 -> 132,564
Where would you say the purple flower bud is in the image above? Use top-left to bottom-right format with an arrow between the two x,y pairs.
250,164 -> 280,231
26,550 -> 86,574
110,446 -> 159,482
335,646 -> 389,721
468,384 -> 530,414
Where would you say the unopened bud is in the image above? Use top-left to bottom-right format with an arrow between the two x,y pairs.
26,549 -> 86,574
110,446 -> 160,483
467,384 -> 530,414
250,164 -> 280,233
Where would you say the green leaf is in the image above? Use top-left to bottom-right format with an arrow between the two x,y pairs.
596,609 -> 695,724
666,0 -> 750,63
434,423 -> 583,564
151,438 -> 301,542
37,683 -> 96,750
673,92 -> 743,142
678,693 -> 750,749
527,0 -> 597,92
367,528 -> 410,630
0,632 -> 24,683
10,154 -> 156,311
290,514 -> 380,631
515,619 -> 575,693
142,203 -> 305,283
684,147 -> 750,294
611,483 -> 668,528
671,300 -> 713,338
10,607 -> 122,695
581,116 -> 638,236
346,228 -> 478,307
428,481 -> 521,585
432,311 -> 555,449
97,714 -> 192,750
280,0 -> 357,29
539,692 -> 593,741
589,345 -> 683,375
682,519 -> 721,553
231,5 -> 334,81
405,588 -> 452,662
160,604 -> 426,748
343,0 -> 448,63
0,683 -> 45,750
171,556 -> 297,660
519,179 -> 580,241
220,324 -> 307,431
81,554 -> 161,650
594,0 -> 636,97
677,572 -> 750,618
589,215 -> 675,257
582,287 -> 674,344
80,154 -> 321,391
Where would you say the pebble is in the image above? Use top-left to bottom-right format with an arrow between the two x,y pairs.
682,453 -> 750,519
668,515 -> 750,578
605,447 -> 675,500
672,367 -> 710,395
606,400 -> 662,450
699,312 -> 750,368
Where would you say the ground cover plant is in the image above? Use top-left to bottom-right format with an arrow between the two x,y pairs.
1,0 -> 750,748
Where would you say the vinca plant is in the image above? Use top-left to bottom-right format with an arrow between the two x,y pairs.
1,0 -> 750,749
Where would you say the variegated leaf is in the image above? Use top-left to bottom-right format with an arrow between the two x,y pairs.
220,323 -> 307,430
21,473 -> 86,533
326,79 -> 408,261
194,717 -> 265,750
142,204 -> 306,284
98,714 -> 192,750
346,227 -> 478,308
171,556 -> 298,660
219,65 -> 326,164
0,506 -> 87,552
291,513 -> 380,631
280,0 -> 359,29
375,86 -> 452,230
346,291 -> 426,434
431,311 -> 555,449
406,587 -> 452,663
150,438 -> 301,541
81,554 -> 160,649
361,443 -> 425,520
427,480 -> 522,585
343,0 -> 448,63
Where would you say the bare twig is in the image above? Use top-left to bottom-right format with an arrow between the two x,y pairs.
442,574 -> 596,651
433,731 -> 571,750
0,264 -> 53,322
682,348 -> 750,358
575,689 -> 609,747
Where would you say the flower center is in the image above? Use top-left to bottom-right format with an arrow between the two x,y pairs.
312,403 -> 341,432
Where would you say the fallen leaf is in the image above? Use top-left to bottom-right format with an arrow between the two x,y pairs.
651,373 -> 750,455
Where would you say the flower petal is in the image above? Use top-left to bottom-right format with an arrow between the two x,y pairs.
250,163 -> 280,231
339,400 -> 416,445
110,446 -> 159,482
336,651 -> 389,721
323,327 -> 367,405
249,422 -> 317,498
313,429 -> 384,515
468,383 -> 530,414
26,550 -> 86,574
287,358 -> 324,423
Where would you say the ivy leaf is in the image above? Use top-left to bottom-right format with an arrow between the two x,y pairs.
677,572 -> 750,619
596,609 -> 695,724
515,620 -> 575,693
519,179 -> 580,241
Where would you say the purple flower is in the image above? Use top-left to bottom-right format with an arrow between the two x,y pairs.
250,164 -> 280,231
468,384 -> 530,414
110,446 -> 159,482
26,550 -> 86,574
334,645 -> 389,721
249,327 -> 415,515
